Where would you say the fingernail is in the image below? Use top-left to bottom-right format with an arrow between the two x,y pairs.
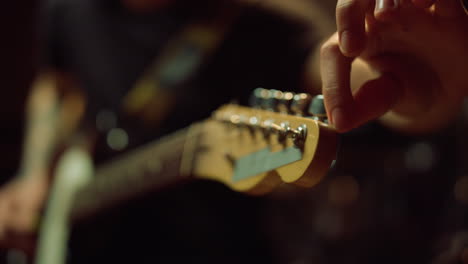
375,0 -> 398,12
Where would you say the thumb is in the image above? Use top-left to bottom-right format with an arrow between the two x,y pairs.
352,73 -> 403,127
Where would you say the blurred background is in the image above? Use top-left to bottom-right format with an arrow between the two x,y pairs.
0,1 -> 39,185
2,0 -> 468,264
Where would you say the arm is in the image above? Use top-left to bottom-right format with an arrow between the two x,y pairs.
0,70 -> 84,249
19,71 -> 85,176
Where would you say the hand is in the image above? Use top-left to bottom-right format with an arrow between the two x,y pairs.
0,170 -> 50,252
321,0 -> 468,133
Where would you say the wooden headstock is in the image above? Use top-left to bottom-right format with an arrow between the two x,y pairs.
193,101 -> 338,195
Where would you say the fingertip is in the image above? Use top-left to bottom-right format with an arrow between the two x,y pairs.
320,33 -> 357,132
336,0 -> 372,57
374,0 -> 400,22
374,7 -> 399,22
331,106 -> 355,132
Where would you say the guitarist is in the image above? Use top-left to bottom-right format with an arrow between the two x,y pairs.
0,0 -> 334,261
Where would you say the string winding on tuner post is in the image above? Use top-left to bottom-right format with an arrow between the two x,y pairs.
250,87 -> 328,123
269,122 -> 307,145
213,111 -> 308,146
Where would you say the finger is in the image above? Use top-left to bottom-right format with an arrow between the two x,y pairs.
434,0 -> 466,17
374,0 -> 401,21
320,34 -> 356,132
321,34 -> 403,132
336,0 -> 373,57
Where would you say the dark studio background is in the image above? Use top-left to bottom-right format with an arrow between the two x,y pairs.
0,1 -> 39,184
2,1 -> 468,264
0,2 -> 38,261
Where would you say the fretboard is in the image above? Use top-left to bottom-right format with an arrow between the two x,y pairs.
69,125 -> 200,223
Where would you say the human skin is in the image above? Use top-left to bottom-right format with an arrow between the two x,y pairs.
321,0 -> 468,133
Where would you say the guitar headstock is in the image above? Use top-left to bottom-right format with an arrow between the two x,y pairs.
193,89 -> 338,195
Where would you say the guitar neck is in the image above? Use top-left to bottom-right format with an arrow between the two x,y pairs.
67,102 -> 337,222
69,124 -> 201,223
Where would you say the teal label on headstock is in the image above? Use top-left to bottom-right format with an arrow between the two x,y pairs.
232,147 -> 303,182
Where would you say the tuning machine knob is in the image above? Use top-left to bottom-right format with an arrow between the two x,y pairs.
249,88 -> 264,108
268,90 -> 284,112
250,88 -> 273,110
250,88 -> 297,113
270,122 -> 307,146
308,95 -> 327,122
291,93 -> 312,116
276,91 -> 294,114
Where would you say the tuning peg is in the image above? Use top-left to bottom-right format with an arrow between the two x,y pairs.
270,122 -> 307,146
291,93 -> 312,116
277,91 -> 294,114
308,95 -> 327,122
268,89 -> 283,112
249,87 -> 273,110
260,119 -> 274,138
249,88 -> 264,108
